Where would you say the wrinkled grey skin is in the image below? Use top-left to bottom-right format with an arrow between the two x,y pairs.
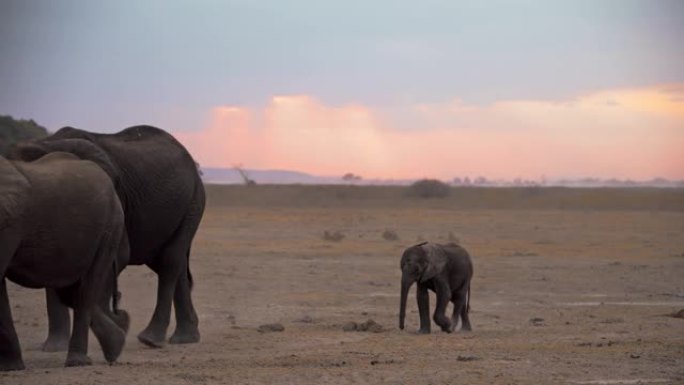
0,153 -> 128,370
10,125 -> 205,349
399,242 -> 473,334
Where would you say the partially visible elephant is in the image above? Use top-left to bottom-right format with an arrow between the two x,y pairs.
399,242 -> 473,334
10,125 -> 206,349
0,153 -> 128,370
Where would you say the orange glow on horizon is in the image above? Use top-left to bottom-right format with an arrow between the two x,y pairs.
173,85 -> 684,180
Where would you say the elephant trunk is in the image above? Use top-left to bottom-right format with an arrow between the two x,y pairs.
399,274 -> 413,330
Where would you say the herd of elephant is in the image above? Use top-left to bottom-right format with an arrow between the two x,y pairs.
0,125 -> 474,371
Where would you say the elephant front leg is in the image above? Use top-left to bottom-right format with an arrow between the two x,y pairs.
0,279 -> 24,371
42,289 -> 71,352
416,283 -> 431,334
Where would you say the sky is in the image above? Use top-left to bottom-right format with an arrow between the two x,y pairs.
1,0 -> 683,180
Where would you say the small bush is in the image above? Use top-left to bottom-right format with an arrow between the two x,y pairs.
323,230 -> 345,242
406,179 -> 451,198
382,229 -> 399,241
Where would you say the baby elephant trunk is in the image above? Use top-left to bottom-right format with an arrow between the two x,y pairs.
399,275 -> 413,330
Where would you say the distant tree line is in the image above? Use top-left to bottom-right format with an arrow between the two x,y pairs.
0,115 -> 48,156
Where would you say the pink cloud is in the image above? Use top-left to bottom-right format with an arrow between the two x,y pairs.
173,85 -> 684,180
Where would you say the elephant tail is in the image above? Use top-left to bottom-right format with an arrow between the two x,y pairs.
112,259 -> 120,313
186,248 -> 194,290
466,281 -> 471,314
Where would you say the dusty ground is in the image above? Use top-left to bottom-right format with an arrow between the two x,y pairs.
3,186 -> 684,384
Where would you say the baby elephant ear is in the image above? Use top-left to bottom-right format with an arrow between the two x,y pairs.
420,243 -> 447,282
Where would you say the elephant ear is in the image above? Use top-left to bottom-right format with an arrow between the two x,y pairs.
0,156 -> 30,230
419,243 -> 448,282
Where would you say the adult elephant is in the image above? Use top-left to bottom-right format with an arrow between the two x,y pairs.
1,153 -> 128,370
10,125 -> 205,349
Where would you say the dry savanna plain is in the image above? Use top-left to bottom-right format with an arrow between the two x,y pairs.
2,185 -> 684,385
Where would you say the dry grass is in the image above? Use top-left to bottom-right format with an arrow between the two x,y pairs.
205,184 -> 684,211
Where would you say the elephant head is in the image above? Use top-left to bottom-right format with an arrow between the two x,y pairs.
399,242 -> 447,330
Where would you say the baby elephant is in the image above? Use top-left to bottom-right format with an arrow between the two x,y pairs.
399,242 -> 473,334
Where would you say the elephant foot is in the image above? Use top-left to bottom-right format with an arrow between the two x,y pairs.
42,335 -> 70,352
65,353 -> 92,367
137,329 -> 166,348
91,309 -> 127,363
111,310 -> 130,333
0,359 -> 25,372
101,329 -> 125,363
95,325 -> 126,363
169,328 -> 200,345
418,328 -> 431,334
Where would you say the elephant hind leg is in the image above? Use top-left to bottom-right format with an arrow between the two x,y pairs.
433,284 -> 453,333
450,288 -> 471,332
0,279 -> 24,371
460,289 -> 472,332
450,300 -> 462,332
42,289 -> 71,352
139,192 -> 203,347
169,193 -> 203,345
66,221 -> 125,367
137,260 -> 176,348
169,267 -> 199,344
63,284 -> 92,367
97,273 -> 130,334
0,228 -> 24,371
138,235 -> 192,347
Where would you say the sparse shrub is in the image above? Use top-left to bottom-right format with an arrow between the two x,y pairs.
406,179 -> 451,198
342,319 -> 383,333
382,229 -> 399,241
670,309 -> 684,319
257,323 -> 284,333
323,230 -> 345,242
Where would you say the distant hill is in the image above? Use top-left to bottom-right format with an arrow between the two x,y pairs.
200,167 -> 684,188
0,115 -> 49,155
201,168 -> 343,185
201,168 -> 416,185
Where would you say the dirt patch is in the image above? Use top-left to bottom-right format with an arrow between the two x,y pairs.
3,187 -> 683,384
